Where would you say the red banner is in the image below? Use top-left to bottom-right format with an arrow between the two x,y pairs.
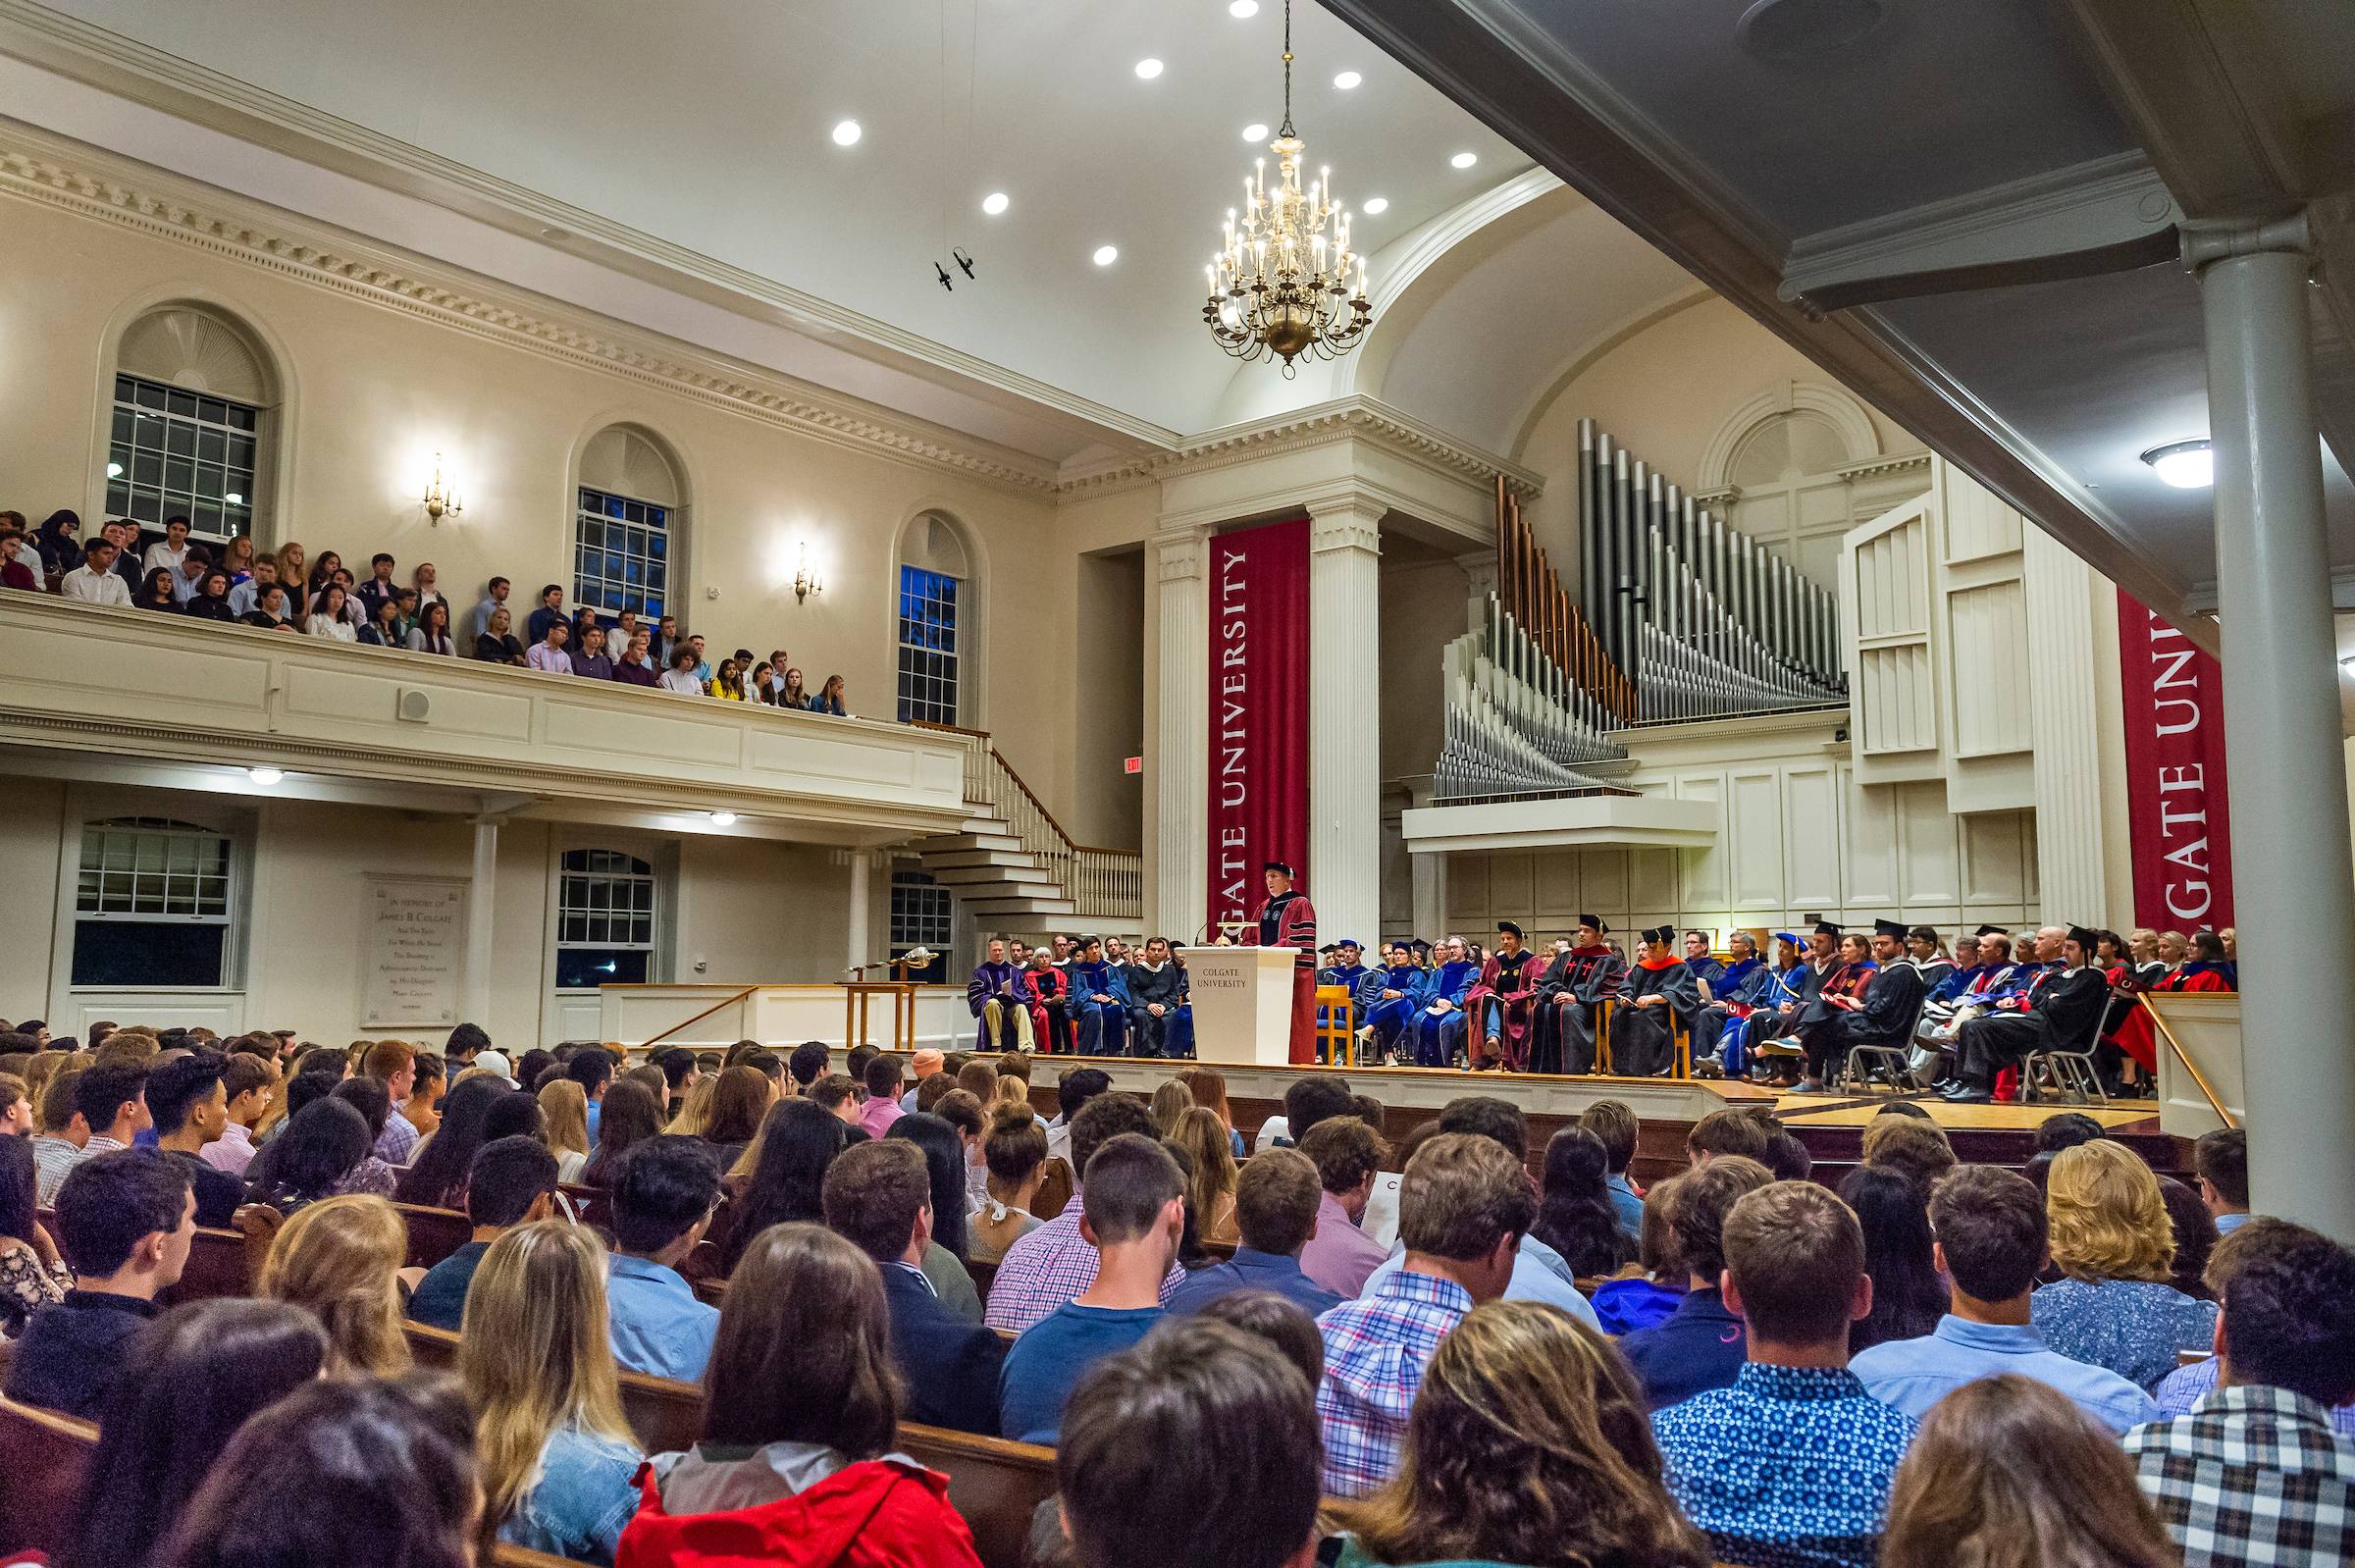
2117,590 -> 2234,930
1207,517 -> 1310,933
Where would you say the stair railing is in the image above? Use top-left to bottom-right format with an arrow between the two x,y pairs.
911,722 -> 1141,922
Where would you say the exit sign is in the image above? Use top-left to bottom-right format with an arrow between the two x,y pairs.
1123,756 -> 1142,775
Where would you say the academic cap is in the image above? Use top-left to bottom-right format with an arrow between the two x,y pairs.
1335,937 -> 1361,951
1496,920 -> 1524,940
2067,925 -> 2102,952
1408,938 -> 1434,958
1973,924 -> 2008,937
1642,924 -> 1674,945
1813,920 -> 1842,937
1873,918 -> 1908,940
1577,914 -> 1608,933
1772,931 -> 1803,947
1317,943 -> 1337,955
1263,861 -> 1293,877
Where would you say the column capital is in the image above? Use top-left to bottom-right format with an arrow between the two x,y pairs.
1305,494 -> 1385,557
2182,214 -> 2311,271
1153,527 -> 1208,582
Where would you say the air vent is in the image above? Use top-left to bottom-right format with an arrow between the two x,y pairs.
396,688 -> 432,723
1736,0 -> 1887,63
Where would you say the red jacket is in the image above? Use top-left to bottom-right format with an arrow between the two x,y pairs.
616,1456 -> 983,1568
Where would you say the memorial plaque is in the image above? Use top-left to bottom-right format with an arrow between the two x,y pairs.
361,876 -> 466,1028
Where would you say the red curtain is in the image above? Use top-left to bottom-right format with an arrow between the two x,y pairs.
1206,517 -> 1310,934
2117,590 -> 2234,930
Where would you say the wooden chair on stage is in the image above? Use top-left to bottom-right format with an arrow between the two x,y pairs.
1315,985 -> 1357,1067
1594,999 -> 1692,1079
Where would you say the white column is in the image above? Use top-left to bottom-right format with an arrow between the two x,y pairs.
1153,527 -> 1210,941
2193,216 -> 2355,1242
2022,525 -> 2111,921
1411,849 -> 1446,942
845,849 -> 872,974
1308,497 -> 1385,949
463,815 -> 498,1027
1456,548 -> 1497,636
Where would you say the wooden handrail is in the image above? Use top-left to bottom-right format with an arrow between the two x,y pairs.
910,718 -> 993,740
639,984 -> 760,1050
989,746 -> 1077,848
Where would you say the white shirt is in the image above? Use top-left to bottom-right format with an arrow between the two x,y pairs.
658,668 -> 706,695
307,613 -> 357,642
61,566 -> 131,605
144,540 -> 188,575
405,627 -> 454,655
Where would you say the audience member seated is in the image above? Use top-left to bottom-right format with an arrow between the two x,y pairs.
1059,1318 -> 1325,1568
969,1102 -> 1048,1265
603,1133 -> 723,1381
617,1222 -> 984,1567
197,1050 -> 274,1177
1619,1156 -> 1771,1408
1170,1147 -> 1343,1318
0,1135 -> 70,1336
1684,1105 -> 1770,1167
144,1053 -> 247,1227
699,1065 -> 771,1169
324,1076 -> 404,1194
1000,1132 -> 1185,1444
1170,1104 -> 1241,1245
61,1297 -> 327,1568
717,1096 -> 846,1269
244,1096 -> 388,1213
462,1219 -> 645,1565
985,1091 -> 1180,1333
1318,1131 -> 1534,1498
2192,1126 -> 2250,1234
1531,1125 -> 1634,1280
477,603 -> 528,664
4,1149 -> 192,1418
407,1133 -> 560,1331
1651,1180 -> 1917,1568
1881,1376 -> 2178,1568
581,1075 -> 666,1188
1330,1299 -> 1712,1568
148,1376 -> 481,1568
1851,1165 -> 2159,1433
394,1074 -> 511,1207
1295,1116 -> 1391,1300
1836,1167 -> 1950,1353
35,1060 -> 148,1205
2148,1218 -> 2355,1434
2031,1139 -> 2220,1389
1859,1113 -> 1959,1198
1591,1177 -> 1688,1336
2124,1223 -> 2355,1567
885,1111 -> 985,1321
258,1191 -> 410,1375
824,1137 -> 1006,1436
1575,1098 -> 1646,1243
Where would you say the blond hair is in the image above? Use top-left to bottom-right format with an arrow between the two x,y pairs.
2046,1140 -> 2174,1284
537,1078 -> 591,1159
461,1221 -> 637,1551
1149,1077 -> 1196,1138
668,1072 -> 718,1137
992,1074 -> 1030,1112
258,1194 -> 411,1375
1170,1106 -> 1237,1228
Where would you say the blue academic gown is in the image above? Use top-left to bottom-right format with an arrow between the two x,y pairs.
1356,964 -> 1428,1054
1722,964 -> 1805,1074
1411,961 -> 1478,1068
1710,956 -> 1761,999
1927,964 -> 1986,1006
1069,960 -> 1127,1056
1316,961 -> 1373,1052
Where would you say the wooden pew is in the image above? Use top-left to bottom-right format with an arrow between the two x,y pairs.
403,1326 -> 1056,1568
157,1224 -> 258,1306
394,1201 -> 477,1271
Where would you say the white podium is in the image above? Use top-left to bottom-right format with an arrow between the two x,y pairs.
1178,945 -> 1301,1066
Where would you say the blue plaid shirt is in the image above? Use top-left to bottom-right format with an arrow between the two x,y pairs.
1652,1362 -> 1916,1568
2154,1355 -> 2355,1437
1315,1270 -> 1472,1498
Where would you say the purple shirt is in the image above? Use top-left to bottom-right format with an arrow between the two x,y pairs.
525,643 -> 572,674
1299,1190 -> 1389,1301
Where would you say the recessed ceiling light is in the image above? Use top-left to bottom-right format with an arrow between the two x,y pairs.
1093,244 -> 1120,267
1361,196 -> 1389,215
1333,70 -> 1363,89
830,119 -> 862,147
246,767 -> 284,787
1241,122 -> 1269,142
2141,439 -> 2213,490
981,191 -> 1010,216
1133,58 -> 1164,79
708,810 -> 738,827
1229,0 -> 1259,16
1450,151 -> 1479,169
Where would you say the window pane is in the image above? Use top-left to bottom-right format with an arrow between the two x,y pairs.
72,922 -> 228,987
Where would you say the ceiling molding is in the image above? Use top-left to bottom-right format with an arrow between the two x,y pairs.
0,122 -> 1073,496
0,0 -> 1176,452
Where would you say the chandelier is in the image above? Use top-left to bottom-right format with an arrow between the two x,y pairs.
1203,0 -> 1371,374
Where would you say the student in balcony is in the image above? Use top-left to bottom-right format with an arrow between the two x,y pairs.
31,509 -> 80,579
219,532 -> 256,585
1,527 -> 41,592
778,666 -> 811,707
612,628 -> 660,687
239,581 -> 298,633
748,661 -> 777,705
355,550 -> 400,621
810,673 -> 849,716
225,555 -> 279,616
172,547 -> 212,605
572,622 -> 615,680
526,582 -> 567,646
142,513 -> 193,577
659,644 -> 706,695
357,592 -> 406,648
306,581 -> 358,641
303,549 -> 343,603
527,618 -> 574,675
407,599 -> 456,655
477,604 -> 528,665
134,565 -> 181,612
470,573 -> 511,639
183,567 -> 238,623
712,658 -> 747,701
411,560 -> 444,612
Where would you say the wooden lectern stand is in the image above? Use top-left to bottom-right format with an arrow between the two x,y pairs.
1177,946 -> 1301,1066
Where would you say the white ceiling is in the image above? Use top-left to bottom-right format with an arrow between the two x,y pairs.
9,0 -> 1537,442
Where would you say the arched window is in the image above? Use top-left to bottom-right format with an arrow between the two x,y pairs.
555,848 -> 658,989
105,305 -> 278,544
896,512 -> 974,726
73,815 -> 236,987
574,426 -> 684,622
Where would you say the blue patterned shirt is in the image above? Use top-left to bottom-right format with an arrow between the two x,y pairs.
2031,1277 -> 2219,1391
1316,1270 -> 1472,1498
1652,1363 -> 1916,1568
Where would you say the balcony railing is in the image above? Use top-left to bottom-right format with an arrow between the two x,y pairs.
915,722 -> 1142,922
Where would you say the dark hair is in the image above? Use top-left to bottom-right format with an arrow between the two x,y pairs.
396,1074 -> 511,1207
1686,1108 -> 1770,1163
243,1098 -> 371,1207
702,1224 -> 897,1456
1531,1127 -> 1631,1278
863,1054 -> 903,1098
145,1053 -> 227,1137
58,1149 -> 191,1276
655,1047 -> 699,1090
1190,1289 -> 1325,1384
1836,1168 -> 1949,1351
481,1090 -> 543,1144
1576,1100 -> 1638,1175
565,1049 -> 615,1095
2156,1176 -> 2219,1302
1060,1318 -> 1322,1568
887,1111 -> 971,1261
1930,1165 -> 2048,1302
68,1300 -> 330,1568
1438,1095 -> 1530,1164
2034,1112 -> 2108,1154
0,1137 -> 36,1259
821,1138 -> 932,1261
2193,1127 -> 2248,1207
73,1061 -> 149,1136
581,1077 -> 666,1187
1232,1147 -> 1322,1256
738,1049 -> 782,1082
727,1098 -> 849,1268
1072,1090 -> 1160,1177
1763,1129 -> 1814,1183
445,1022 -> 490,1059
982,1104 -> 1049,1185
1083,1133 -> 1186,1244
609,1134 -> 721,1254
787,1040 -> 830,1087
151,1377 -> 477,1568
1875,1099 -> 1934,1121
280,1065 -> 342,1122
808,1072 -> 860,1112
465,1135 -> 559,1228
1667,1155 -> 1772,1283
930,1084 -> 981,1135
844,1044 -> 878,1083
330,1075 -> 392,1139
1058,1067 -> 1114,1121
2220,1224 -> 2355,1405
1282,1076 -> 1356,1142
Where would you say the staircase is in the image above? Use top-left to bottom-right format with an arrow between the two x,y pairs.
912,724 -> 1143,935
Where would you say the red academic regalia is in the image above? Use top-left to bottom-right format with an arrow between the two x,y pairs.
1465,948 -> 1545,1071
2108,962 -> 2231,1073
1254,889 -> 1319,1064
1019,966 -> 1070,1053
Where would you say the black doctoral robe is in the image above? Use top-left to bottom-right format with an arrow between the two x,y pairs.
1609,958 -> 1701,1076
1955,965 -> 2114,1084
1798,958 -> 1928,1079
1534,946 -> 1623,1074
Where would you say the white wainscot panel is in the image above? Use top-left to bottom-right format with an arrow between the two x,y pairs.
1445,855 -> 1490,922
61,993 -> 245,1038
1631,848 -> 1677,912
1962,810 -> 2032,906
1898,780 -> 1962,906
280,662 -> 534,743
1675,773 -> 1727,911
1728,770 -> 1785,911
547,701 -> 745,767
1489,852 -> 1535,916
1846,778 -> 1900,908
1582,849 -> 1629,912
1783,765 -> 1843,911
1948,581 -> 2033,757
1532,851 -> 1581,921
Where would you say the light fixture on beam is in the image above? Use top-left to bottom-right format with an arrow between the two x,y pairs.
423,452 -> 463,522
708,810 -> 738,827
246,766 -> 285,787
2141,439 -> 2213,490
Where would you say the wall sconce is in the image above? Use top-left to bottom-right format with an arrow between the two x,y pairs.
423,452 -> 463,524
793,541 -> 825,604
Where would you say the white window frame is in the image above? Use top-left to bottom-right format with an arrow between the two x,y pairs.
553,848 -> 662,991
64,813 -> 247,994
895,561 -> 964,726
104,373 -> 262,545
572,484 -> 674,623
